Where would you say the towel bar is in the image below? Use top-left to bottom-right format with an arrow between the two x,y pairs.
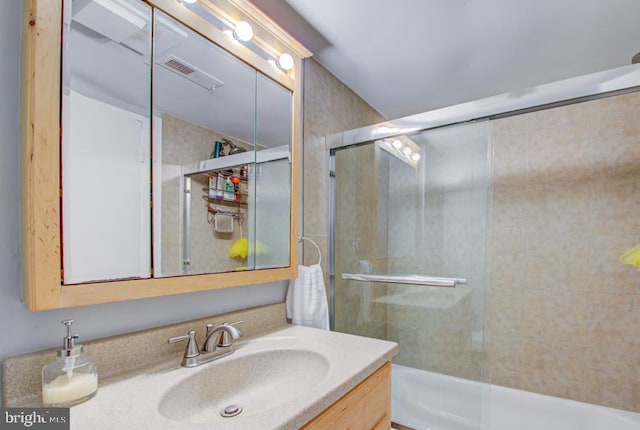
299,236 -> 322,266
341,273 -> 467,287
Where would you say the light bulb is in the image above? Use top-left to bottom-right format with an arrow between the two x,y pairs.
233,21 -> 253,42
402,146 -> 412,156
411,153 -> 421,162
277,53 -> 294,71
392,139 -> 403,150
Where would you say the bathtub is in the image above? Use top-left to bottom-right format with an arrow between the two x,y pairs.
392,364 -> 640,430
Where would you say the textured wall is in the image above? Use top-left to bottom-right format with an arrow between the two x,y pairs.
301,59 -> 384,280
488,92 -> 640,411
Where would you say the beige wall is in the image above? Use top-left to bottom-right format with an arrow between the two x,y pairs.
301,59 -> 384,277
488,92 -> 640,411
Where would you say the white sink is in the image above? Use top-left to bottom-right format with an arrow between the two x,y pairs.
70,325 -> 397,430
159,349 -> 329,424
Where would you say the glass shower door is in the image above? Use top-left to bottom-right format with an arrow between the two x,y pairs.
331,121 -> 491,430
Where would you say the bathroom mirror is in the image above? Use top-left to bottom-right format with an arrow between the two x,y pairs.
154,11 -> 293,277
152,9 -> 258,278
61,0 -> 154,284
21,0 -> 310,310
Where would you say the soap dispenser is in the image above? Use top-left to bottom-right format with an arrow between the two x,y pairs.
42,320 -> 98,407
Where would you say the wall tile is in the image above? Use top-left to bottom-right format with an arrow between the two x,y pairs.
522,340 -> 588,401
589,173 -> 640,236
526,126 -> 591,183
587,234 -> 640,294
584,349 -> 639,410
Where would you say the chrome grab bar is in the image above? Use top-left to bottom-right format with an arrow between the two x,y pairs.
340,273 -> 467,287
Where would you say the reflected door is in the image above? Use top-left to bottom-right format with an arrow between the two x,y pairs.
61,0 -> 152,284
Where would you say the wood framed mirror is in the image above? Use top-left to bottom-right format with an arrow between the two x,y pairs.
21,0 -> 310,310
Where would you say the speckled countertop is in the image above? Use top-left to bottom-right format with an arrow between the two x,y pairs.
70,325 -> 398,430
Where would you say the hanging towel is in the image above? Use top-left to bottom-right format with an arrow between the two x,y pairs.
286,265 -> 329,330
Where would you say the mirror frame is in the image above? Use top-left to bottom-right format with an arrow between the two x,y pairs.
20,0 -> 311,310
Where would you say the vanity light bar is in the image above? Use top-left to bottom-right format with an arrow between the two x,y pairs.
181,0 -> 296,73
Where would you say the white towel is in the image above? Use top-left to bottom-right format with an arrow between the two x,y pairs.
286,265 -> 329,330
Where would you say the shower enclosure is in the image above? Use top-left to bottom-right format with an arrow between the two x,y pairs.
327,65 -> 640,430
329,121 -> 492,429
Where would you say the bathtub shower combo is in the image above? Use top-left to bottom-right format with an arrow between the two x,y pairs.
328,66 -> 640,430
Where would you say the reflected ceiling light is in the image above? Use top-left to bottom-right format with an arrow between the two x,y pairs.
181,0 -> 197,4
233,21 -> 253,42
377,126 -> 400,134
277,53 -> 294,71
376,136 -> 420,169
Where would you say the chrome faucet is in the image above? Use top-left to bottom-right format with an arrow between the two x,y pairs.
168,321 -> 243,368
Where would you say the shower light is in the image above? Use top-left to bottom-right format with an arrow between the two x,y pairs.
392,139 -> 403,150
402,146 -> 412,156
233,21 -> 253,42
277,53 -> 295,71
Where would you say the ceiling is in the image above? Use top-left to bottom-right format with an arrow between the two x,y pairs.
251,0 -> 640,120
69,1 -> 291,149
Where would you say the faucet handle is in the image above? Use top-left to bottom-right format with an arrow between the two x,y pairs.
205,323 -> 215,338
168,330 -> 200,359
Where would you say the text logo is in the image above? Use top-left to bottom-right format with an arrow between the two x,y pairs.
1,409 -> 69,429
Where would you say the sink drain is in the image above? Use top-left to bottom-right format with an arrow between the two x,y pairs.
220,404 -> 243,418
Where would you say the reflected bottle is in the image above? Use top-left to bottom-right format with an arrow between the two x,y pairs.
42,320 -> 98,407
210,140 -> 223,159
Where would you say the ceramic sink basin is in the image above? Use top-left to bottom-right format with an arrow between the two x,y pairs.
158,349 -> 329,424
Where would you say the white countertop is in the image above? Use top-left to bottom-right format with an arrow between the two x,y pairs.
70,325 -> 398,429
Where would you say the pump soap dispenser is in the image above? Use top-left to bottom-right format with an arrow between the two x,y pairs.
42,320 -> 98,407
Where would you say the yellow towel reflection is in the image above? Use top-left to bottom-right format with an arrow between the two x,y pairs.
229,237 -> 248,259
228,238 -> 269,260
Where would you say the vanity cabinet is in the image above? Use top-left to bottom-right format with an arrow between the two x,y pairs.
20,0 -> 311,310
303,362 -> 392,430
